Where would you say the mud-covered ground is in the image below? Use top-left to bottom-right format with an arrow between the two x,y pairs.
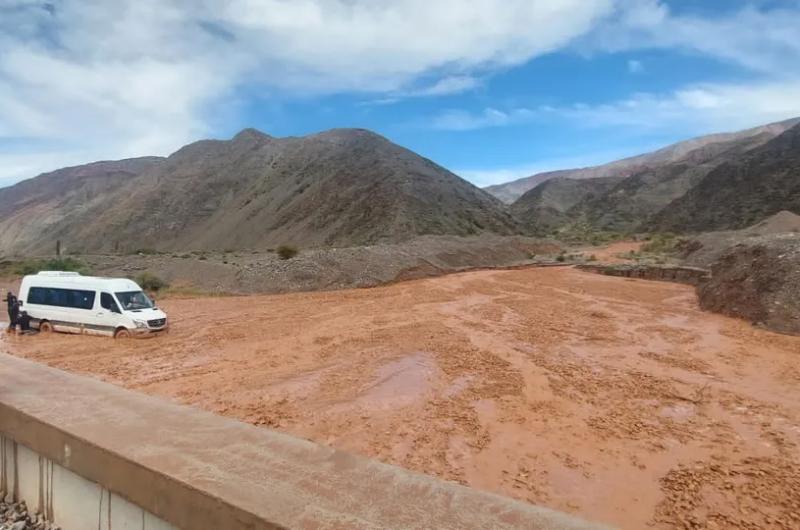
4,267 -> 800,529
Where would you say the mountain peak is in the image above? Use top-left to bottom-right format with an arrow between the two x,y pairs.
314,127 -> 385,140
233,128 -> 273,142
0,124 -> 515,254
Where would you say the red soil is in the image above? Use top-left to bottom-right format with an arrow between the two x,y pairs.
5,266 -> 800,529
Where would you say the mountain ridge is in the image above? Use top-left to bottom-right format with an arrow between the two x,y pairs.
510,176 -> 625,234
487,117 -> 800,204
0,128 -> 518,255
509,117 -> 800,234
651,121 -> 800,232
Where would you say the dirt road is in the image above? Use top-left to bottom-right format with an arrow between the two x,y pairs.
4,266 -> 800,529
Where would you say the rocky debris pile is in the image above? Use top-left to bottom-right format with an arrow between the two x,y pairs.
745,210 -> 800,235
0,497 -> 59,530
698,234 -> 800,335
673,213 -> 800,335
680,210 -> 800,268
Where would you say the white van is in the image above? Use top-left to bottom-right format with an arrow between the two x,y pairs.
18,271 -> 168,338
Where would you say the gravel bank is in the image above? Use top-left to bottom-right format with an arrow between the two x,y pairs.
0,497 -> 59,530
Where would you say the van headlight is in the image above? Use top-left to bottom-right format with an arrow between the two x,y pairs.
133,319 -> 147,329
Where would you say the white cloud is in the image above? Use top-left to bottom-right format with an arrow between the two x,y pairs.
0,0 -> 617,184
559,79 -> 800,133
407,76 -> 482,97
2,0 -> 800,187
560,2 -> 800,136
431,77 -> 800,135
359,76 -> 482,106
0,1 -> 244,182
211,0 -> 615,91
455,76 -> 800,187
585,0 -> 800,75
357,1 -> 800,135
432,107 -> 536,131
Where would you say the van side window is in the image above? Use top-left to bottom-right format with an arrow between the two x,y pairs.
28,287 -> 46,305
101,292 -> 120,313
27,287 -> 96,310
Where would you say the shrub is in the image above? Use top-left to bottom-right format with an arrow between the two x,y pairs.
14,257 -> 89,276
277,245 -> 299,260
556,253 -> 566,263
135,272 -> 169,292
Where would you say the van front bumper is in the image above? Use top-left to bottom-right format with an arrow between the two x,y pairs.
133,324 -> 168,336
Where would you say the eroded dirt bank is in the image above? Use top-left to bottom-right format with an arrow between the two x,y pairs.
4,267 -> 800,529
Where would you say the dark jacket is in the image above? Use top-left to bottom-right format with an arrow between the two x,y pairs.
4,293 -> 16,316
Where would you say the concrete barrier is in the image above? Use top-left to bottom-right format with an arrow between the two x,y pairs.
1,434 -> 176,529
0,354 -> 611,530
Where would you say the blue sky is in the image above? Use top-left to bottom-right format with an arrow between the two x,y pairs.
1,0 -> 800,188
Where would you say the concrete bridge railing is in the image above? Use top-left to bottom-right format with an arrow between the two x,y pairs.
0,353 -> 610,530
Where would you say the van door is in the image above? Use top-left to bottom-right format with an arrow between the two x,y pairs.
87,292 -> 124,336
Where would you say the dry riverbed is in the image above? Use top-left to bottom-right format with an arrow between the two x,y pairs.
3,266 -> 800,529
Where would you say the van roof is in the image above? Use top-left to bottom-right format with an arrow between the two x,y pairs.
23,272 -> 141,290
36,271 -> 81,277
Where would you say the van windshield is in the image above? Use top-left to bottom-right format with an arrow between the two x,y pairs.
115,291 -> 154,311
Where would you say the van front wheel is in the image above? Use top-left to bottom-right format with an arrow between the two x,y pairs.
39,321 -> 53,333
114,328 -> 132,339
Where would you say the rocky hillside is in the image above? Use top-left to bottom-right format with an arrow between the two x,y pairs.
652,122 -> 800,233
0,129 -> 519,255
0,157 -> 163,220
0,157 -> 164,254
511,176 -> 624,234
506,117 -> 799,234
569,129 -> 785,232
486,118 -> 799,204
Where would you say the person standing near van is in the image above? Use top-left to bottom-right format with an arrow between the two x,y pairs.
4,291 -> 18,332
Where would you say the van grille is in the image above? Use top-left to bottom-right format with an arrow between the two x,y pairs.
148,318 -> 166,328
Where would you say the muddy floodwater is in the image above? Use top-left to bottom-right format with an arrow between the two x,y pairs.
4,266 -> 800,529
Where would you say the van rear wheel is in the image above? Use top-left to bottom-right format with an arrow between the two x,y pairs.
39,321 -> 53,333
114,328 -> 132,339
